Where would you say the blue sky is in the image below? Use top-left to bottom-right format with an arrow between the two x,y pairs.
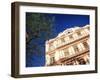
49,13 -> 89,35
26,12 -> 89,67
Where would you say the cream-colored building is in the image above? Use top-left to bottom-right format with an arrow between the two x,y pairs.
45,25 -> 90,66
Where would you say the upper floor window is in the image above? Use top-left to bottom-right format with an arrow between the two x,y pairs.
51,56 -> 55,63
61,37 -> 65,43
69,34 -> 73,39
82,41 -> 89,49
87,27 -> 90,30
63,48 -> 69,57
50,54 -> 55,64
77,31 -> 81,36
73,45 -> 79,53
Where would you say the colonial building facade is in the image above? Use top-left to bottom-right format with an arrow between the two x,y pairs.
45,25 -> 90,66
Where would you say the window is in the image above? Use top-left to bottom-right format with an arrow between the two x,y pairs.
69,34 -> 73,39
63,49 -> 69,57
77,31 -> 81,36
83,41 -> 89,49
77,58 -> 86,65
61,37 -> 65,43
74,45 -> 79,53
87,27 -> 90,30
50,56 -> 55,64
